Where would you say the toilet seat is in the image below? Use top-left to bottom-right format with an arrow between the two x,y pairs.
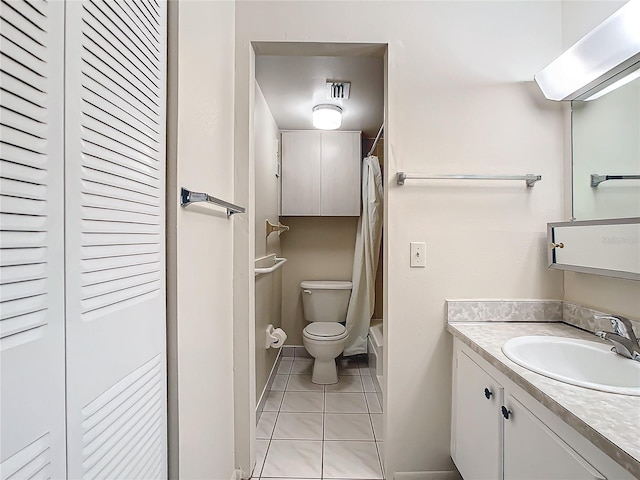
303,322 -> 348,341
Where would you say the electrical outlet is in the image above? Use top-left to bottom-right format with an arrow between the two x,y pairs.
410,242 -> 426,267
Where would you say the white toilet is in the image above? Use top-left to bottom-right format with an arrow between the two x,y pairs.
301,280 -> 352,384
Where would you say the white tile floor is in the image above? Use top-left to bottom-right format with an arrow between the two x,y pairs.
254,356 -> 384,479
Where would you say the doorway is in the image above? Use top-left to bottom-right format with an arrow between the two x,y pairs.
246,42 -> 387,479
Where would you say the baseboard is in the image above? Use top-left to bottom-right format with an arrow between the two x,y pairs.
255,348 -> 283,419
394,471 -> 462,480
367,335 -> 384,411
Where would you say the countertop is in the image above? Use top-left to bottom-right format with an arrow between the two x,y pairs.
446,321 -> 640,478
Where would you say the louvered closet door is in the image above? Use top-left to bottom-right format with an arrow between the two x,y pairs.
0,1 -> 66,479
63,1 -> 167,478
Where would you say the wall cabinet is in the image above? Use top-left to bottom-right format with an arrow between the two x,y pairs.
451,339 -> 634,480
281,131 -> 361,216
547,219 -> 640,281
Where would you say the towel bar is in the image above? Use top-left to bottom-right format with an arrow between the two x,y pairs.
180,187 -> 245,216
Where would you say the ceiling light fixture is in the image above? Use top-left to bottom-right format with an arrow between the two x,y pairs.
534,0 -> 640,101
582,67 -> 640,101
312,104 -> 342,130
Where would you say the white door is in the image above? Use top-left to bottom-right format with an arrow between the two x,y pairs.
63,1 -> 167,478
503,394 -> 605,480
281,131 -> 322,215
320,131 -> 360,216
0,1 -> 66,478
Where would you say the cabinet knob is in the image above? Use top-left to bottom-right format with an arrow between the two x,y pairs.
484,387 -> 493,399
550,242 -> 564,249
501,406 -> 511,420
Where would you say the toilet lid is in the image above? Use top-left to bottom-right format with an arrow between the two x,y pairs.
304,322 -> 347,338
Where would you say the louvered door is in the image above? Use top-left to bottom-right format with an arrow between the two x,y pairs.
63,1 -> 167,478
0,1 -> 66,479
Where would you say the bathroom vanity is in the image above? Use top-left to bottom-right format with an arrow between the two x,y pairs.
448,322 -> 639,480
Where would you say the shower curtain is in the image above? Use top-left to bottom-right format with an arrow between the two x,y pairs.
343,155 -> 383,356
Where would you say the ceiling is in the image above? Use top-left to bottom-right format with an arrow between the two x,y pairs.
255,55 -> 384,138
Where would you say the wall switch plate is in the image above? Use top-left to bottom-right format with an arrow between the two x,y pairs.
410,242 -> 426,267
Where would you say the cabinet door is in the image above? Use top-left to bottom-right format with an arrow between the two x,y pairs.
452,351 -> 503,480
550,221 -> 640,280
0,1 -> 66,478
503,395 -> 605,480
321,132 -> 361,216
281,131 -> 322,215
64,1 -> 168,478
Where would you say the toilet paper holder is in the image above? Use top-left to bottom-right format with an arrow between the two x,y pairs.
266,324 -> 287,349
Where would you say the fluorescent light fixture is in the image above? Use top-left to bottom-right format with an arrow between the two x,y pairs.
535,0 -> 640,101
582,67 -> 640,101
312,104 -> 342,130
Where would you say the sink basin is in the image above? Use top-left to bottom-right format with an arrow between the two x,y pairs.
502,336 -> 640,396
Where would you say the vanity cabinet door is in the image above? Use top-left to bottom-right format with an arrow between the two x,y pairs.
503,394 -> 605,480
452,350 -> 503,480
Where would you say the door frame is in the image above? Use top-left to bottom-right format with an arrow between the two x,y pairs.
233,41 -> 388,478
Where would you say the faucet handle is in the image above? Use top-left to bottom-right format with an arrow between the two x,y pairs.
595,315 -> 638,344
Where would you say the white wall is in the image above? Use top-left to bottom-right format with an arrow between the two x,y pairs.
280,217 -> 358,345
254,82 -> 283,400
561,0 -> 625,48
167,1 -> 237,478
561,0 -> 640,319
235,2 -> 565,476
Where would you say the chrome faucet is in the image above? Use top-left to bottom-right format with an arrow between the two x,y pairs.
595,315 -> 640,361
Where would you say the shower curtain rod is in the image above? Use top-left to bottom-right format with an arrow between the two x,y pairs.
368,124 -> 384,157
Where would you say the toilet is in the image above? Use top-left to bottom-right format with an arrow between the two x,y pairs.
301,280 -> 352,384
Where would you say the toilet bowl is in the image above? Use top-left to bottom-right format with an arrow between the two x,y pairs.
300,280 -> 352,384
303,322 -> 349,384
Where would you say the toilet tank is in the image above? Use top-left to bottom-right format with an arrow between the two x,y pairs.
300,281 -> 353,323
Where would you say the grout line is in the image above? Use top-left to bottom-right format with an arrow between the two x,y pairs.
375,440 -> 385,480
260,358 -> 382,479
366,377 -> 385,479
258,375 -> 289,479
367,399 -> 377,442
259,371 -> 289,480
259,371 -> 290,479
256,427 -> 271,479
370,412 -> 385,476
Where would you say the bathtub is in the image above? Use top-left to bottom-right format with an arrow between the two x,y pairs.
368,319 -> 384,404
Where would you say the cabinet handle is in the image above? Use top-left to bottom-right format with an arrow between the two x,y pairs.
484,387 -> 493,399
501,406 -> 511,420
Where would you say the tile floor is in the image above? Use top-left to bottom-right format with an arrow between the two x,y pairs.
253,355 -> 384,479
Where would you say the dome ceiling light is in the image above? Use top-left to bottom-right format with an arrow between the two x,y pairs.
312,104 -> 342,130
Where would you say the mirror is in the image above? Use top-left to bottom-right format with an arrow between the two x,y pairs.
549,72 -> 640,280
571,76 -> 640,220
537,0 -> 640,280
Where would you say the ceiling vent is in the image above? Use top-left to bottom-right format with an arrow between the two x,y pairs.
326,81 -> 351,100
